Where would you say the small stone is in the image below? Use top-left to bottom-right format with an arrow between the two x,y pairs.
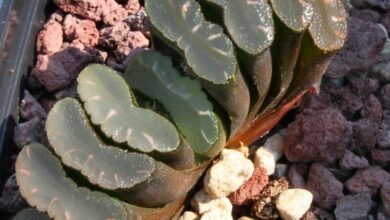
275,164 -> 288,178
254,147 -> 277,175
204,149 -> 254,198
263,130 -> 285,160
36,16 -> 63,55
334,193 -> 372,220
32,41 -> 104,92
378,129 -> 390,148
19,90 -> 47,120
380,84 -> 390,110
371,150 -> 390,166
63,14 -> 99,47
350,8 -> 380,22
0,174 -> 27,214
125,0 -> 141,14
381,182 -> 390,216
345,166 -> 390,194
178,211 -> 200,220
191,189 -> 232,215
287,164 -> 306,189
306,163 -> 344,210
200,209 -> 233,220
284,107 -> 352,163
351,0 -> 390,10
229,166 -> 268,205
326,17 -> 386,79
275,189 -> 313,220
350,118 -> 379,153
340,149 -> 369,170
99,22 -> 149,61
251,178 -> 289,220
360,95 -> 383,123
13,117 -> 45,149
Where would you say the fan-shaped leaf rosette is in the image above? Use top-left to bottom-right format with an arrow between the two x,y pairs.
46,98 -> 155,190
124,51 -> 225,157
77,64 -> 180,153
145,0 -> 237,84
15,143 -> 127,220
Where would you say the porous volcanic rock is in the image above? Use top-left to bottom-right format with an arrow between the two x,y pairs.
345,166 -> 390,194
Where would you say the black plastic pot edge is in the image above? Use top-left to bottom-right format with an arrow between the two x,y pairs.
0,0 -> 50,190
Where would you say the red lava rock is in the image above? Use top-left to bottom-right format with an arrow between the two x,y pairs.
102,0 -> 128,25
350,118 -> 379,153
63,14 -> 99,47
19,90 -> 47,121
378,110 -> 390,148
229,167 -> 268,206
284,107 -> 352,163
325,17 -> 386,79
13,117 -> 45,149
126,8 -> 150,36
299,93 -> 333,112
334,193 -> 372,220
332,85 -> 363,118
36,15 -> 63,55
371,150 -> 390,166
340,149 -> 369,170
0,174 -> 27,214
39,98 -> 57,113
350,8 -> 380,22
360,95 -> 383,123
287,164 -> 306,188
381,10 -> 390,34
350,77 -> 379,99
99,21 -> 149,61
125,0 -> 140,14
380,84 -> 390,110
345,166 -> 390,194
381,182 -> 390,216
32,41 -> 105,92
306,163 -> 344,210
55,0 -> 128,25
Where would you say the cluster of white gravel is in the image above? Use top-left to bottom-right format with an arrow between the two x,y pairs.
178,130 -> 314,220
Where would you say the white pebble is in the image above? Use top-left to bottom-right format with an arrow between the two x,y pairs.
238,217 -> 255,220
254,131 -> 285,175
178,211 -> 200,220
200,209 -> 233,220
263,130 -> 285,160
276,189 -> 313,220
204,149 -> 254,198
191,189 -> 232,214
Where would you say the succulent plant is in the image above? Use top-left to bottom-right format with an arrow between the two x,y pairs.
15,0 -> 347,219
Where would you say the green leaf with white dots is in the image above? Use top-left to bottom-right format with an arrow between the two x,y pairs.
145,0 -> 237,84
203,0 -> 274,55
124,51 -> 225,156
46,98 -> 155,190
15,143 -> 127,220
270,0 -> 314,32
77,64 -> 180,153
309,0 -> 347,51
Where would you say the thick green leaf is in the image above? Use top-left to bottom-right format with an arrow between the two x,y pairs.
270,0 -> 314,32
13,208 -> 50,220
124,51 -> 225,156
77,64 -> 180,153
145,0 -> 237,84
240,49 -> 272,124
282,33 -> 333,103
15,143 -> 127,220
200,69 -> 250,139
309,0 -> 347,51
259,18 -> 303,115
204,0 -> 274,55
46,98 -> 155,190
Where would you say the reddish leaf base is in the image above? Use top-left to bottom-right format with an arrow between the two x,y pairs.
226,89 -> 309,148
